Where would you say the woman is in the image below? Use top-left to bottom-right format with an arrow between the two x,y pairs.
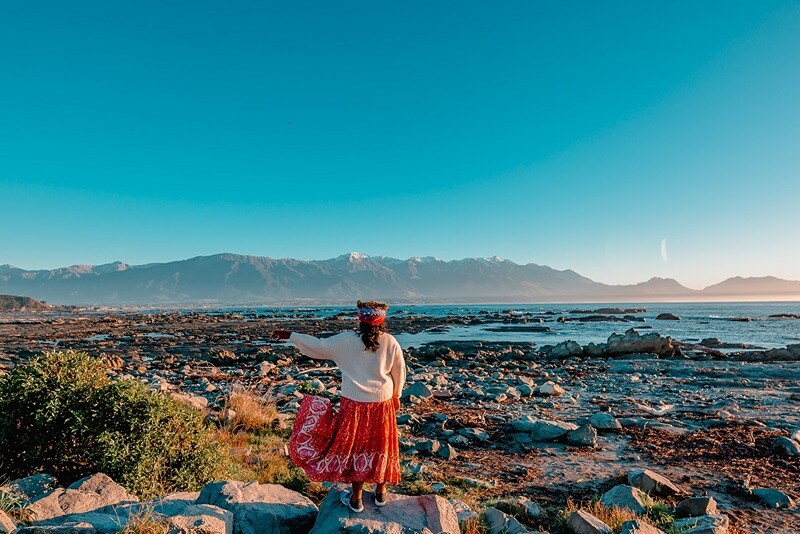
272,300 -> 406,513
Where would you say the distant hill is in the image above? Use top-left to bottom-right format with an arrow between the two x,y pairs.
0,253 -> 798,305
701,276 -> 800,297
0,294 -> 52,312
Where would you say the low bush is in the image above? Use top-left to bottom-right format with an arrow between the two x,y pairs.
0,350 -> 226,498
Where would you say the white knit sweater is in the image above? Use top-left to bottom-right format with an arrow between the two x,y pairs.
289,331 -> 406,403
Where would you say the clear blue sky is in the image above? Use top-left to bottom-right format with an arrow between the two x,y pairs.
1,2 -> 799,288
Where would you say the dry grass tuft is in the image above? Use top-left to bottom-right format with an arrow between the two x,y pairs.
461,516 -> 490,534
121,507 -> 169,534
223,388 -> 281,432
553,498 -> 637,532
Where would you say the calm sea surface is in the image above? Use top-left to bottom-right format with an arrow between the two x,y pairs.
202,302 -> 800,351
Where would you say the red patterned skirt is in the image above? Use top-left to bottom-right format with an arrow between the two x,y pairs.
289,395 -> 401,484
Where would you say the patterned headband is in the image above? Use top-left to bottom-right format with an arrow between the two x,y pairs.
357,306 -> 387,326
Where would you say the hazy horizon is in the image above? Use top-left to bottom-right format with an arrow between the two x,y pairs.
3,250 -> 800,297
2,2 -> 799,288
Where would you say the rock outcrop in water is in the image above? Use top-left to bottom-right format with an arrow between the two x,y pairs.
542,328 -> 677,358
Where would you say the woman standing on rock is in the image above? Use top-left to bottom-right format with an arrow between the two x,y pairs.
272,300 -> 406,513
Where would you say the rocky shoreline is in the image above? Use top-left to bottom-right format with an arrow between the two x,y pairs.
0,308 -> 798,533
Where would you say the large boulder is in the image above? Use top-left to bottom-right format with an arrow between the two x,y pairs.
24,474 -> 137,522
627,469 -> 682,497
543,340 -> 583,358
510,415 -> 539,433
0,510 -> 15,534
14,511 -> 128,534
773,436 -> 800,456
671,514 -> 729,534
605,329 -> 675,357
567,425 -> 598,447
619,519 -> 664,534
589,413 -> 622,432
752,488 -> 793,509
402,382 -> 433,401
68,473 -> 138,507
164,503 -> 234,534
529,419 -> 578,442
675,496 -> 718,518
26,489 -> 108,522
600,485 -> 647,514
484,506 -> 528,534
19,492 -> 233,534
536,381 -> 565,396
197,480 -> 318,534
567,510 -> 612,534
2,474 -> 58,501
309,487 -> 459,534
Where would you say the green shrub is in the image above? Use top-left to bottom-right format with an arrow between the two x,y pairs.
0,350 -> 226,498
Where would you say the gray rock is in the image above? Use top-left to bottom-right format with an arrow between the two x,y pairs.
484,507 -> 528,534
0,510 -> 15,534
414,440 -> 441,456
675,496 -> 718,518
529,419 -> 578,442
429,483 -> 446,493
4,474 -> 58,501
26,489 -> 107,522
402,382 -> 433,400
656,313 -> 681,321
619,519 -> 664,534
546,340 -> 583,358
752,488 -> 794,509
510,415 -> 539,432
589,412 -> 622,432
458,428 -> 489,441
448,499 -> 477,524
600,485 -> 647,514
627,469 -> 681,497
516,384 -> 534,397
567,509 -> 613,534
171,391 -> 209,411
536,380 -> 565,396
503,496 -> 541,518
68,473 -> 138,507
437,444 -> 458,460
448,434 -> 470,446
197,480 -> 318,534
567,425 -> 598,447
774,436 -> 800,456
606,329 -> 675,357
164,503 -> 234,534
309,486 -> 459,534
15,512 -> 127,534
671,514 -> 729,534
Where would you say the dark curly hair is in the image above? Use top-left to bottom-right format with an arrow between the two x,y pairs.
359,321 -> 386,352
357,300 -> 388,352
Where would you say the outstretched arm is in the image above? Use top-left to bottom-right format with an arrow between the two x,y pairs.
273,330 -> 337,361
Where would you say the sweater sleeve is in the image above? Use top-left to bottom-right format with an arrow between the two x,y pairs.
289,332 -> 338,361
390,341 -> 406,398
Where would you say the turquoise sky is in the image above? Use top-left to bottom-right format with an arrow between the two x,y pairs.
1,2 -> 799,288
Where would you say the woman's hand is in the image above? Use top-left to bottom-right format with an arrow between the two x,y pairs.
392,395 -> 400,410
272,329 -> 292,341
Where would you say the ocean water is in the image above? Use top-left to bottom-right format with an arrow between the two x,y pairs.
214,302 -> 800,351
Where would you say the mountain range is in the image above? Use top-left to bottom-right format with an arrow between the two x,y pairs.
1,252 -> 799,305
